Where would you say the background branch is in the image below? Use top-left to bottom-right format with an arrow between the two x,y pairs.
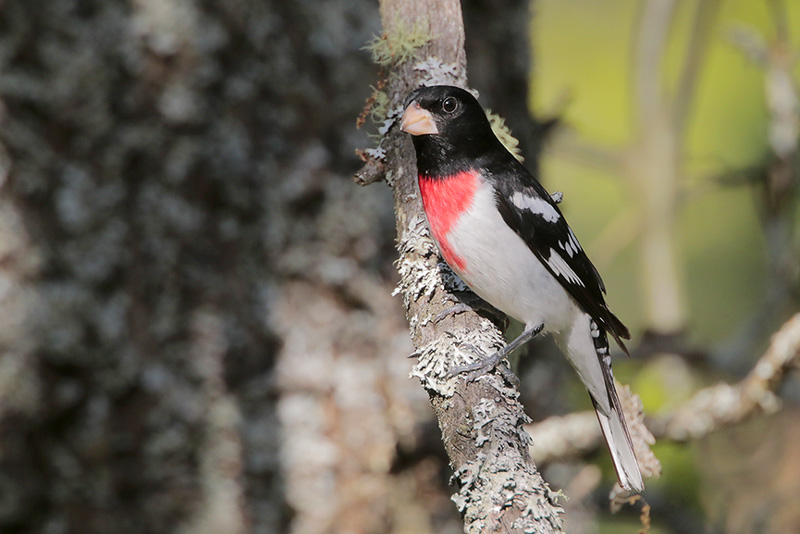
528,313 -> 800,463
630,0 -> 686,334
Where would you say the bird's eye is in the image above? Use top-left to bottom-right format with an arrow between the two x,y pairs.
442,97 -> 458,113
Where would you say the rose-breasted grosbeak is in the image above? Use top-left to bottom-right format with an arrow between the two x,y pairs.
400,85 -> 643,493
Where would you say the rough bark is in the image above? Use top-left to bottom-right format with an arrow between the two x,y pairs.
0,1 -> 435,533
0,1 -> 290,531
357,0 -> 564,531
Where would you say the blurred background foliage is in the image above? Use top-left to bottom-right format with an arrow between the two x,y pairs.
533,0 -> 797,342
526,1 -> 800,532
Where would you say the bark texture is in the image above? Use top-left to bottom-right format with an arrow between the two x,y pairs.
0,1 -> 443,533
0,1 -> 290,531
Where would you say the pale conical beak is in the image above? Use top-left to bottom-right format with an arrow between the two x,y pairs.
400,102 -> 438,135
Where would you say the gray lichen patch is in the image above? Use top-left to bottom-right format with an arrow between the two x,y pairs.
409,323 -> 502,396
413,56 -> 464,88
393,214 -> 442,304
410,323 -> 507,396
451,394 -> 564,533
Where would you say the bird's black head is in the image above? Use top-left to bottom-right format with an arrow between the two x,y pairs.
401,85 -> 504,177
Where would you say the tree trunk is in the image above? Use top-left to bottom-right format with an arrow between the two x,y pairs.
357,0 -> 564,531
0,1 -> 434,532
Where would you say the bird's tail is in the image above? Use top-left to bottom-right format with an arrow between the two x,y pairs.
590,325 -> 643,493
561,315 -> 644,493
592,396 -> 643,493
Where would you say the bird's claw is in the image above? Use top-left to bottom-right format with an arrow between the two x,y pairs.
434,302 -> 473,323
445,324 -> 544,387
435,295 -> 508,328
446,349 -> 520,387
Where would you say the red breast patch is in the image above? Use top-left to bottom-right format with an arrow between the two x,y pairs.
418,170 -> 479,271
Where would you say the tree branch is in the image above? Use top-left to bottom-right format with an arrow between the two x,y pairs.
527,313 -> 800,462
631,0 -> 687,333
356,1 -> 564,531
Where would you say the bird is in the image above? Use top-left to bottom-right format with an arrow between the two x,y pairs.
399,84 -> 643,493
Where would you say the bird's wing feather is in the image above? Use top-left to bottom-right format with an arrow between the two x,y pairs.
492,166 -> 630,350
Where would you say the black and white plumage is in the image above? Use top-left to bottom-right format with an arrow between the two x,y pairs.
400,85 -> 643,493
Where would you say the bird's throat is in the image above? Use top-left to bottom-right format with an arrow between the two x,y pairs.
418,170 -> 479,272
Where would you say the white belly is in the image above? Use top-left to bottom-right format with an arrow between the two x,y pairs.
438,184 -> 576,334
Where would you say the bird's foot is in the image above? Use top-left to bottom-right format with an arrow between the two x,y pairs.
447,348 -> 519,386
435,293 -> 507,327
434,302 -> 473,323
446,324 -> 545,387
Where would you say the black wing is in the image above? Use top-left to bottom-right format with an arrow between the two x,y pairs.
492,167 -> 631,352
